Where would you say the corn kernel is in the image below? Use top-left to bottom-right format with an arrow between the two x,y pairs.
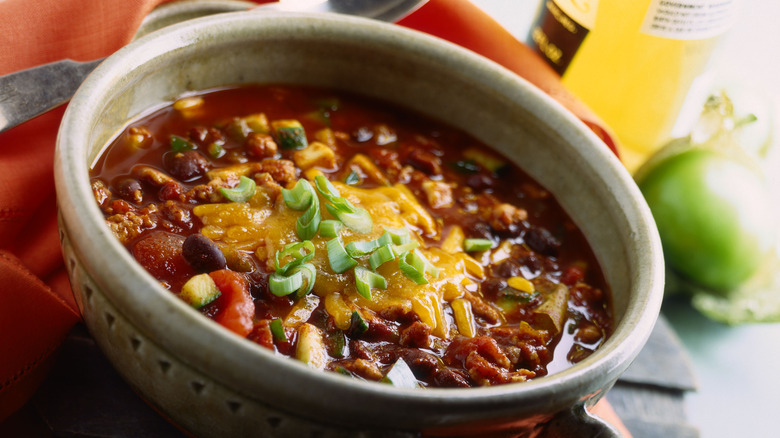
461,254 -> 485,279
173,96 -> 204,113
451,298 -> 476,338
508,276 -> 535,293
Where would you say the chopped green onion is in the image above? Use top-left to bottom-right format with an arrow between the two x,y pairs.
315,175 -> 372,234
271,119 -> 308,150
318,220 -> 342,238
464,238 -> 493,252
382,358 -> 419,388
269,270 -> 304,296
397,251 -> 426,285
170,134 -> 194,152
384,227 -> 411,245
331,206 -> 373,234
350,310 -> 368,337
282,179 -> 314,210
297,197 -> 321,241
269,262 -> 316,297
392,240 -> 420,255
369,244 -> 396,270
397,249 -> 439,285
270,318 -> 287,342
314,175 -> 341,199
354,266 -> 386,300
345,231 -> 394,258
292,263 -> 317,298
345,239 -> 378,258
219,176 -> 256,202
326,237 -> 357,274
274,240 -> 315,275
281,179 -> 321,241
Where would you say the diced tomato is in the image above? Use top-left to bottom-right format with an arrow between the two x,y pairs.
561,265 -> 585,286
209,269 -> 255,337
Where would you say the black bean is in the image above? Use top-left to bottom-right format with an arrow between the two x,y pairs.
182,234 -> 227,273
524,226 -> 561,256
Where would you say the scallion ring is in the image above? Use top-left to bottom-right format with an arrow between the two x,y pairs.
326,237 -> 357,274
464,238 -> 493,252
269,270 -> 303,296
318,220 -> 343,238
369,244 -> 396,270
219,176 -> 256,203
274,240 -> 315,275
354,266 -> 387,300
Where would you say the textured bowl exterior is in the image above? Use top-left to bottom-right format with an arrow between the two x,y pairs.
54,10 -> 664,438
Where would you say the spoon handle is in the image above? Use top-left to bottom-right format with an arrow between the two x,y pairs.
0,58 -> 102,133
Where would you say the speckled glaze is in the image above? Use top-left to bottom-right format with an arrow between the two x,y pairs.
54,10 -> 664,438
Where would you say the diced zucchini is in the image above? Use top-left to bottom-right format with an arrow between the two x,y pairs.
326,329 -> 346,359
349,310 -> 369,337
462,147 -> 505,173
225,117 -> 252,141
381,358 -> 419,388
270,318 -> 288,342
295,323 -> 327,369
496,287 -> 538,314
272,119 -> 308,150
179,273 -> 221,308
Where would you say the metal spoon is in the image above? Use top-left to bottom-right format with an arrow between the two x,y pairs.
0,0 -> 427,133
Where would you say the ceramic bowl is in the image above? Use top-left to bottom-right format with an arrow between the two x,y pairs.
54,9 -> 664,438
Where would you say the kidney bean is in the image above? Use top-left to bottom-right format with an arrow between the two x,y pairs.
405,148 -> 442,175
182,233 -> 227,273
115,178 -> 143,204
433,368 -> 471,388
165,150 -> 211,181
465,172 -> 497,191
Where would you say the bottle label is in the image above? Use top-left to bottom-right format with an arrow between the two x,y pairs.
640,0 -> 737,40
529,0 -> 600,75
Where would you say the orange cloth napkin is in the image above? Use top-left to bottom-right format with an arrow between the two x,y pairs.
0,0 -> 626,434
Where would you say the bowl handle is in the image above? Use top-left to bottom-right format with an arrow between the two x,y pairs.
543,403 -> 622,438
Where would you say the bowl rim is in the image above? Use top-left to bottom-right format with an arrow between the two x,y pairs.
55,9 -> 664,424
